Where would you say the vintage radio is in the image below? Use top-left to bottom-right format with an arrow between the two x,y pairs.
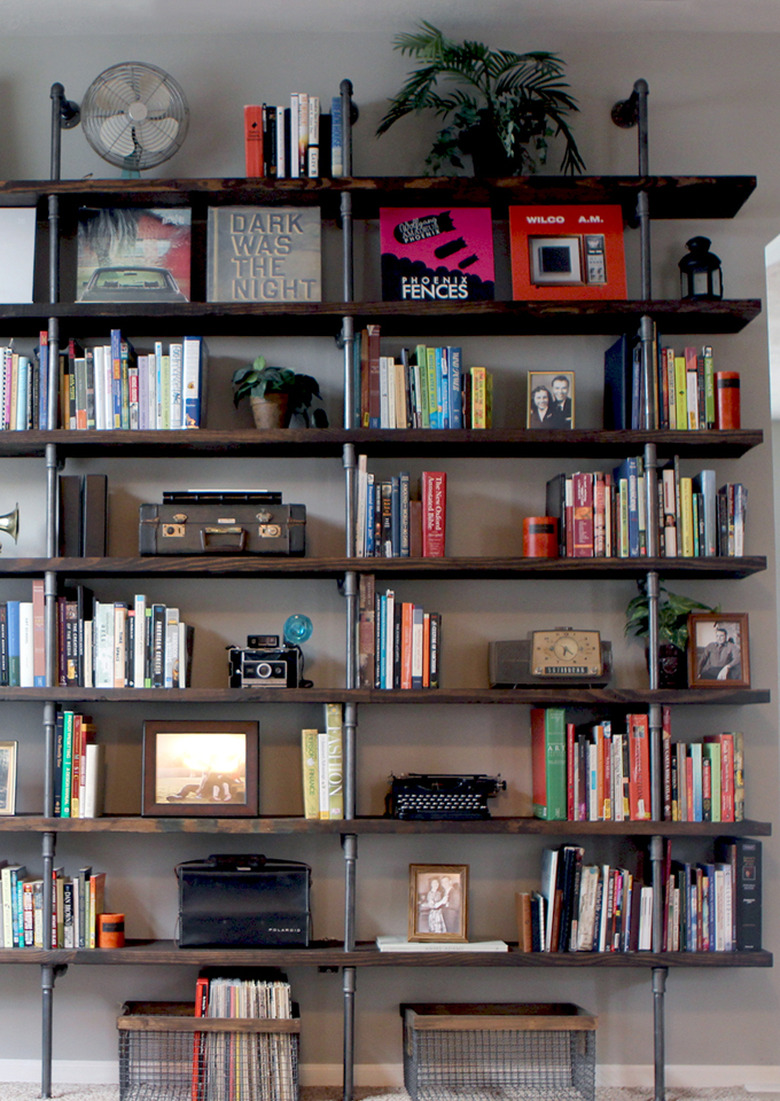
385,773 -> 506,820
139,490 -> 305,556
175,854 -> 311,948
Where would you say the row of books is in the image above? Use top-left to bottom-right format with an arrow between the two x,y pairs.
521,836 -> 759,954
0,861 -> 106,949
355,325 -> 493,429
354,463 -> 446,558
532,707 -> 745,824
0,341 -> 49,430
62,332 -> 207,431
545,458 -> 746,558
194,971 -> 296,1101
357,575 -> 441,690
244,92 -> 344,179
604,329 -> 741,431
57,591 -> 194,689
301,703 -> 344,820
53,710 -> 104,819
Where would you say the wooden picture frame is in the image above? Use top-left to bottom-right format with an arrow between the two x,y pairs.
527,370 -> 575,429
0,741 -> 17,815
408,863 -> 468,943
688,613 -> 750,688
142,720 -> 258,816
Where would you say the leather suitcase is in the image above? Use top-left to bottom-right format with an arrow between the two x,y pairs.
176,854 -> 311,948
139,501 -> 306,555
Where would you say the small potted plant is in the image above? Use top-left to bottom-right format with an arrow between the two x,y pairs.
232,357 -> 328,429
376,22 -> 585,176
625,581 -> 718,689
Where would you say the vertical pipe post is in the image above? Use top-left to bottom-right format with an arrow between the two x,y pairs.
652,966 -> 668,1101
342,966 -> 356,1101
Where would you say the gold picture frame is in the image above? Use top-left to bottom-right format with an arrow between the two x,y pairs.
408,863 -> 468,942
0,741 -> 17,815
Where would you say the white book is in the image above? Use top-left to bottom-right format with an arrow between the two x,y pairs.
82,620 -> 93,687
316,731 -> 330,817
638,885 -> 654,950
133,595 -> 147,688
154,341 -> 164,430
93,601 -> 115,688
307,95 -> 320,177
169,342 -> 184,429
376,936 -> 508,952
289,93 -> 300,178
164,606 -> 180,688
82,743 -> 104,818
18,601 -> 34,686
93,346 -> 105,431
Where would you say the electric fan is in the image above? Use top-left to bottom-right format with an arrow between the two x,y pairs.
80,61 -> 189,173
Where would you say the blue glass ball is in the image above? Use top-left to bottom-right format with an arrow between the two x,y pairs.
283,613 -> 313,646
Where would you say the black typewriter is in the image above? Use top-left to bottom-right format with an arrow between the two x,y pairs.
385,773 -> 506,820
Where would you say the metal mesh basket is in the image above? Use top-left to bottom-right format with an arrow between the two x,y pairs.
118,1002 -> 299,1101
402,1003 -> 596,1101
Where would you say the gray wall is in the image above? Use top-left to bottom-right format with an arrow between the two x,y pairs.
0,19 -> 778,1087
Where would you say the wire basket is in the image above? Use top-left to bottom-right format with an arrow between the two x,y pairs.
118,1001 -> 299,1101
402,1003 -> 597,1101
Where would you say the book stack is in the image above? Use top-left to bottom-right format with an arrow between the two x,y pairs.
545,457 -> 746,558
301,703 -> 344,820
244,92 -> 340,179
53,710 -> 104,818
670,731 -> 744,823
355,462 -> 446,559
0,861 -> 106,948
354,325 -> 492,429
60,331 -> 207,431
0,336 -> 49,430
358,577 -> 441,690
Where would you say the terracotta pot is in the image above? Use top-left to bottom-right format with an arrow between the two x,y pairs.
250,393 -> 289,429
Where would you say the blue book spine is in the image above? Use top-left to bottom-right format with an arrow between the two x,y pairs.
378,593 -> 387,689
15,356 -> 29,430
448,346 -> 463,428
6,600 -> 20,686
37,339 -> 48,430
390,476 -> 401,557
110,329 -> 122,429
439,346 -> 450,428
330,95 -> 343,178
365,476 -> 376,556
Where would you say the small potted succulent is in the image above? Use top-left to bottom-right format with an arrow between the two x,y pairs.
625,581 -> 718,689
232,357 -> 328,429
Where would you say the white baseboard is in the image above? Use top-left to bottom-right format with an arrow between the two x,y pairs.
1,1059 -> 779,1090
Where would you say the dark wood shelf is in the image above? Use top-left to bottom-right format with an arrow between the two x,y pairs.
0,940 -> 770,969
0,298 -> 761,339
0,554 -> 766,580
0,174 -> 756,221
0,686 -> 769,705
0,427 -> 763,460
1,814 -> 769,837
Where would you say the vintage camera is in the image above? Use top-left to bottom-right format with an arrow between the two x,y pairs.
228,634 -> 303,689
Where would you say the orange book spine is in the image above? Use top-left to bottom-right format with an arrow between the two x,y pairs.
243,105 -> 264,176
714,371 -> 741,429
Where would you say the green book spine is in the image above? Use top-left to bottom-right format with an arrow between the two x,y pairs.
531,707 -> 567,820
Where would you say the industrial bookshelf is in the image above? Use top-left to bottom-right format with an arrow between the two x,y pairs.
0,82 -> 773,1101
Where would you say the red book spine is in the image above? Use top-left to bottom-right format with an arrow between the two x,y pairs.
421,471 -> 446,557
714,371 -> 741,429
522,517 -> 558,557
243,105 -> 264,177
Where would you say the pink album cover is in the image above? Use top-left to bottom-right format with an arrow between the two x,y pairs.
380,206 -> 495,301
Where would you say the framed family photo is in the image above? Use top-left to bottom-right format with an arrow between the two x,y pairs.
527,371 -> 575,429
0,741 -> 17,815
688,613 -> 750,688
142,720 -> 259,816
408,864 -> 468,943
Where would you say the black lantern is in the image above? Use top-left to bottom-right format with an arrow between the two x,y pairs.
678,236 -> 723,300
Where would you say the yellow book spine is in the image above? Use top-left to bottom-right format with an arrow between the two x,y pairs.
322,703 -> 344,820
301,728 -> 320,820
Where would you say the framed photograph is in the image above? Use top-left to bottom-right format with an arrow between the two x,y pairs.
408,864 -> 468,943
77,206 -> 192,302
527,371 -> 575,429
142,720 -> 258,816
0,741 -> 17,815
688,614 -> 750,688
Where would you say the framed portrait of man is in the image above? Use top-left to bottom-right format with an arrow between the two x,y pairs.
527,371 -> 575,429
688,613 -> 750,689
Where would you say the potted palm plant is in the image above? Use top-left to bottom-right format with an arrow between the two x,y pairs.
625,581 -> 718,688
232,357 -> 328,429
376,22 -> 585,176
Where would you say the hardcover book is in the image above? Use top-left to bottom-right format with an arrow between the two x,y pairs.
379,207 -> 495,302
207,206 -> 321,302
0,208 -> 36,304
509,204 -> 626,301
77,207 -> 192,302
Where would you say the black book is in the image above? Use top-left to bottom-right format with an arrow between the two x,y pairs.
58,474 -> 82,557
81,474 -> 108,557
715,836 -> 762,951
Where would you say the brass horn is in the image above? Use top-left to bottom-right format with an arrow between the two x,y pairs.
0,503 -> 19,551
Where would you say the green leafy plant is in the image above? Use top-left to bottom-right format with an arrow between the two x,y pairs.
625,581 -> 719,653
376,21 -> 585,176
231,356 -> 328,427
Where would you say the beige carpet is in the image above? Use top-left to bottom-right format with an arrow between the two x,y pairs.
0,1088 -> 777,1100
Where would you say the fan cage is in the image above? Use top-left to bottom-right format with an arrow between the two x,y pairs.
81,61 -> 189,170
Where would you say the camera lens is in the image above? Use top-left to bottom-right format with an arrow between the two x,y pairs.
257,662 -> 273,679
